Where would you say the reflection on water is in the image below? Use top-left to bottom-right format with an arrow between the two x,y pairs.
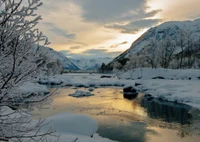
123,93 -> 138,100
33,87 -> 200,142
141,97 -> 192,124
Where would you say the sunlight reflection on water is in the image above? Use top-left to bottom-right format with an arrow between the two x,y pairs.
33,87 -> 200,142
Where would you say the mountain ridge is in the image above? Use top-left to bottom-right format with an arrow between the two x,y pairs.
114,18 -> 200,61
70,57 -> 113,70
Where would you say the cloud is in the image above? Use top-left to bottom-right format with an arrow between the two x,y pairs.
110,41 -> 128,48
82,49 -> 121,58
107,19 -> 161,33
72,0 -> 161,24
60,49 -> 121,59
70,46 -> 83,50
42,22 -> 76,39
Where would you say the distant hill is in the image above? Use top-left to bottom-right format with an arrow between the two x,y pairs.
44,47 -> 80,71
70,57 -> 113,70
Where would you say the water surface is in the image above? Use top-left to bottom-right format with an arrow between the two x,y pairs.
33,87 -> 200,142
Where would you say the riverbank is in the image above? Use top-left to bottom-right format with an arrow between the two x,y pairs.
36,68 -> 200,109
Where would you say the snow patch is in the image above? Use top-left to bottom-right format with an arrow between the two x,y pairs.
18,82 -> 49,95
69,90 -> 94,97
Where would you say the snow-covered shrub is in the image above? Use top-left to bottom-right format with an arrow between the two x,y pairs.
0,0 -> 56,141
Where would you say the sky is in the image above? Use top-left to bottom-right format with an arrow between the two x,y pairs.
37,0 -> 200,59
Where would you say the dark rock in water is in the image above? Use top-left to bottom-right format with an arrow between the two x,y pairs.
75,84 -> 87,87
64,84 -> 73,86
145,94 -> 153,101
152,76 -> 165,79
145,94 -> 152,97
89,84 -> 95,87
123,85 -> 139,99
135,82 -> 142,86
38,80 -> 62,85
123,93 -> 138,100
197,77 -> 200,80
101,75 -> 112,78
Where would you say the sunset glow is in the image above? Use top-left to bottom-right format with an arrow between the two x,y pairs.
37,0 -> 200,58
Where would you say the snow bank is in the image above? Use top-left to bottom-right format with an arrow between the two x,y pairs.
0,106 -> 15,116
119,68 -> 200,80
38,77 -> 63,85
69,90 -> 94,97
38,73 -> 131,87
18,82 -> 49,95
137,80 -> 200,109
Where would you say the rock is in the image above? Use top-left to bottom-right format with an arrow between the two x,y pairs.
100,75 -> 112,78
135,82 -> 142,86
123,93 -> 138,100
123,85 -> 138,93
69,90 -> 94,97
88,87 -> 94,92
152,76 -> 165,79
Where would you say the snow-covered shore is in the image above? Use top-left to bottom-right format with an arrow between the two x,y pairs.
36,68 -> 200,109
119,68 -> 200,109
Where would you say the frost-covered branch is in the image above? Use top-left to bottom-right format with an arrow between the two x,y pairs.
0,0 -> 59,141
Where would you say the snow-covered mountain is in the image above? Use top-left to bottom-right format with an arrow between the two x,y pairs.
44,47 -> 80,71
114,18 -> 200,61
70,57 -> 113,70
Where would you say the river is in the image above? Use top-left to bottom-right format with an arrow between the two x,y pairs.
33,87 -> 200,142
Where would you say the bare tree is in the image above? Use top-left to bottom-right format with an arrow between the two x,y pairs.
159,37 -> 176,68
145,39 -> 159,68
185,31 -> 194,68
176,30 -> 186,69
0,0 -> 58,141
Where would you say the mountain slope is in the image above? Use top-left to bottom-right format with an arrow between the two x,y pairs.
114,18 -> 200,61
70,58 -> 113,70
44,47 -> 80,71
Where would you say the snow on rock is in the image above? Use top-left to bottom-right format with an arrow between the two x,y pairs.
47,113 -> 98,136
0,106 -> 15,116
123,84 -> 139,93
18,82 -> 49,95
69,90 -> 94,97
88,87 -> 94,92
